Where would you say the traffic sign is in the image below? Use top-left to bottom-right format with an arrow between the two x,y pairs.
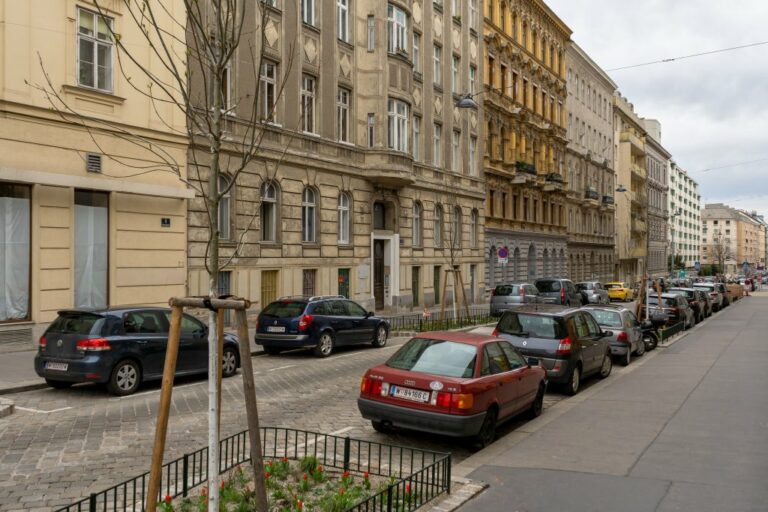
497,246 -> 509,266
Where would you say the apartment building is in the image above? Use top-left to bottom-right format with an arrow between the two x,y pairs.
641,119 -> 670,277
702,203 -> 763,275
668,161 -> 701,270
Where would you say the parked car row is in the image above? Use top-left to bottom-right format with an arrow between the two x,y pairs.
491,278 -> 618,316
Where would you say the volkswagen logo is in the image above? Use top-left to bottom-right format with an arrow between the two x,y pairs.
522,340 -> 527,346
57,339 -> 63,348
273,320 -> 278,325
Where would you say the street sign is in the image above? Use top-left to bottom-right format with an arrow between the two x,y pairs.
678,270 -> 686,278
742,261 -> 749,273
694,261 -> 701,272
497,246 -> 509,266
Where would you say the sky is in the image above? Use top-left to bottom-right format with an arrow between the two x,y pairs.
546,0 -> 768,220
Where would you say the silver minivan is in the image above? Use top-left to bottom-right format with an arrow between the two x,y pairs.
490,283 -> 540,316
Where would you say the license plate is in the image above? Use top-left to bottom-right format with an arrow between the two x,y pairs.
391,385 -> 430,403
45,362 -> 68,371
267,326 -> 286,333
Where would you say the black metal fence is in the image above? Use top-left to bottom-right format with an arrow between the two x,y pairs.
658,321 -> 685,342
384,305 -> 492,334
54,427 -> 451,512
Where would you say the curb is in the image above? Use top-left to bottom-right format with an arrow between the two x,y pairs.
0,397 -> 14,418
422,477 -> 489,512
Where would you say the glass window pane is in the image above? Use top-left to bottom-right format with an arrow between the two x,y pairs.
79,39 -> 95,87
79,10 -> 94,35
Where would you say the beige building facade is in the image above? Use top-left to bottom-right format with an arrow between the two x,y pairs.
565,42 -> 616,283
701,204 -> 764,275
0,1 -> 191,349
187,0 -> 486,313
641,120 -> 670,278
482,0 -> 572,289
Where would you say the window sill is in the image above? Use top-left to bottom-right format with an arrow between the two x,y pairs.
0,320 -> 33,328
302,22 -> 320,34
337,38 -> 354,50
62,84 -> 125,106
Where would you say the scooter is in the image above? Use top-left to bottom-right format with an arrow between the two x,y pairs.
640,316 -> 665,351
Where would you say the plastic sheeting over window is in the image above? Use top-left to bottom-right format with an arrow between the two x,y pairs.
0,187 -> 30,322
75,191 -> 108,309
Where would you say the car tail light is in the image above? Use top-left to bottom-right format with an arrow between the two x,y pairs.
76,338 -> 111,352
491,289 -> 497,297
560,288 -> 566,304
360,377 -> 386,397
298,314 -> 313,332
491,327 -> 499,337
431,391 -> 452,408
556,336 -> 572,355
39,336 -> 47,348
520,287 -> 526,298
617,331 -> 629,343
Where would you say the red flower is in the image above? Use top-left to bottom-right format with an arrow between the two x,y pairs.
406,484 -> 412,495
363,471 -> 369,479
297,500 -> 303,510
339,488 -> 346,496
265,472 -> 271,479
303,473 -> 308,481
343,471 -> 350,478
220,481 -> 226,490
201,488 -> 207,496
317,465 -> 323,472
282,457 -> 289,463
164,495 -> 172,504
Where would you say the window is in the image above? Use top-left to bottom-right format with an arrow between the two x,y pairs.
387,98 -> 409,152
77,8 -> 113,92
337,0 -> 349,42
301,75 -> 316,133
337,88 -> 351,143
338,193 -> 351,244
413,33 -> 422,73
259,61 -> 277,121
487,55 -> 495,88
469,65 -> 477,95
219,65 -> 233,113
470,209 -> 478,247
432,123 -> 442,166
0,184 -> 30,322
367,113 -> 375,148
412,116 -> 422,161
451,130 -> 461,172
218,176 -> 232,240
469,0 -> 478,28
367,15 -> 375,51
302,269 -> 317,296
433,45 -> 443,87
302,0 -> 315,25
413,202 -> 423,247
469,136 -> 477,176
338,269 -> 351,298
500,64 -> 508,95
74,190 -> 109,309
262,0 -> 277,7
452,0 -> 461,18
434,204 -> 444,247
451,55 -> 460,94
387,4 -> 408,53
301,188 -> 317,243
452,206 -> 462,247
261,182 -> 278,242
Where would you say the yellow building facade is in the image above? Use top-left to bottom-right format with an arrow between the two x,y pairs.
0,1 -> 191,349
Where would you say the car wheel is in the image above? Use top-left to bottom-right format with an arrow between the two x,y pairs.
473,407 -> 498,449
565,365 -> 581,396
371,420 -> 389,433
635,339 -> 646,357
263,346 -> 282,356
372,325 -> 388,348
222,346 -> 238,378
313,332 -> 335,358
622,349 -> 631,366
643,332 -> 658,351
108,360 -> 141,396
45,379 -> 73,390
528,385 -> 545,419
598,352 -> 613,379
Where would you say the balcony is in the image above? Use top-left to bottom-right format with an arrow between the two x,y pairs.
515,161 -> 537,175
631,165 -> 647,179
602,195 -> 615,205
542,172 -> 565,192
631,189 -> 648,207
364,151 -> 416,188
512,160 -> 537,185
620,131 -> 644,154
631,218 -> 647,233
584,187 -> 599,200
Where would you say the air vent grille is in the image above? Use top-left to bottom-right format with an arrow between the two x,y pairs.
86,153 -> 102,173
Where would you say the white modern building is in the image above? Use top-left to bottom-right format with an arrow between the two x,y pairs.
668,161 -> 701,270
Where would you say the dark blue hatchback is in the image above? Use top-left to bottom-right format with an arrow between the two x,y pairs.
34,307 -> 241,396
254,296 -> 389,357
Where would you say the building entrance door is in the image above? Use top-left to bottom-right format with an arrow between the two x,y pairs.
374,240 -> 385,309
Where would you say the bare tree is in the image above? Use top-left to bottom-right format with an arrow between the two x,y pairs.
31,1 -> 296,509
711,229 -> 732,274
434,181 -> 471,322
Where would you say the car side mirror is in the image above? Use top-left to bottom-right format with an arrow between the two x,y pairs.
601,330 -> 613,338
527,357 -> 540,367
364,311 -> 373,318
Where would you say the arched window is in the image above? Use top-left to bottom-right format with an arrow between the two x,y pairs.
218,176 -> 232,240
413,201 -> 423,247
261,182 -> 278,242
337,192 -> 350,244
452,206 -> 462,248
470,209 -> 479,247
434,204 -> 444,248
301,187 -> 316,242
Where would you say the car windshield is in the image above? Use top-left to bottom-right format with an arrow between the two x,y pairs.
587,310 -> 622,327
536,280 -> 561,292
669,289 -> 695,299
496,312 -> 566,339
47,312 -> 105,335
386,339 -> 476,378
493,285 -> 520,296
261,301 -> 307,318
576,283 -> 593,291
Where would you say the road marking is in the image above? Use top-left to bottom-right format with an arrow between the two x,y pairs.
109,381 -> 201,401
267,365 -> 296,372
291,426 -> 356,452
329,426 -> 354,436
15,406 -> 72,414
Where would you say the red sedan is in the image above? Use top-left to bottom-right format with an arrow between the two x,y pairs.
357,331 -> 547,447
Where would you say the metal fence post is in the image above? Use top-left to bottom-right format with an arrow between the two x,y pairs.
343,437 -> 351,471
88,493 -> 97,512
182,454 -> 189,497
446,456 -> 452,494
386,485 -> 394,512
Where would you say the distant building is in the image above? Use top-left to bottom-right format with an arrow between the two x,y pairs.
702,204 -> 763,275
667,162 -> 701,270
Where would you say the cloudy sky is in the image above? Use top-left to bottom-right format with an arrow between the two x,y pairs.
547,0 -> 768,219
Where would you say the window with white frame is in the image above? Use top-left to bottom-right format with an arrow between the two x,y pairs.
433,45 -> 443,86
452,206 -> 462,247
261,182 -> 278,242
337,193 -> 351,244
451,55 -> 460,94
301,187 -> 317,243
301,75 -> 316,133
413,202 -> 423,247
262,0 -> 277,6
469,65 -> 477,95
469,0 -> 478,29
470,209 -> 478,247
433,123 -> 442,167
387,4 -> 408,53
367,16 -> 375,51
469,136 -> 477,176
302,0 -> 315,25
220,64 -> 233,113
337,88 -> 351,143
412,116 -> 422,161
218,176 -> 232,240
367,113 -> 375,147
451,130 -> 461,171
77,8 -> 113,92
434,204 -> 444,247
413,33 -> 422,73
387,98 -> 409,152
259,61 -> 277,121
452,0 -> 461,18
337,0 -> 349,42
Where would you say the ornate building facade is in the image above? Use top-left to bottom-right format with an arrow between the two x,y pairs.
641,120 -> 671,278
565,42 -> 617,283
482,0 -> 571,289
186,1 -> 486,314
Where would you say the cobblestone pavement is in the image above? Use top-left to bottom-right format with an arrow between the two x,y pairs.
0,334 -> 611,511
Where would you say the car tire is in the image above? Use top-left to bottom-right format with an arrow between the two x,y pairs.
45,379 -> 73,390
371,420 -> 389,433
107,359 -> 141,396
565,365 -> 581,396
263,346 -> 282,356
222,346 -> 238,378
313,332 -> 335,358
598,352 -> 613,379
372,325 -> 388,348
635,339 -> 646,357
622,349 -> 631,366
643,332 -> 658,351
528,385 -> 545,419
473,407 -> 498,449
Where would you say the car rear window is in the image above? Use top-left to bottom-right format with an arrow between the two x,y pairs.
670,289 -> 695,299
536,280 -> 561,292
47,312 -> 105,335
607,283 -> 623,289
496,312 -> 566,339
587,310 -> 622,328
261,301 -> 307,318
493,285 -> 519,296
576,283 -> 593,291
648,297 -> 677,307
387,338 -> 476,378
